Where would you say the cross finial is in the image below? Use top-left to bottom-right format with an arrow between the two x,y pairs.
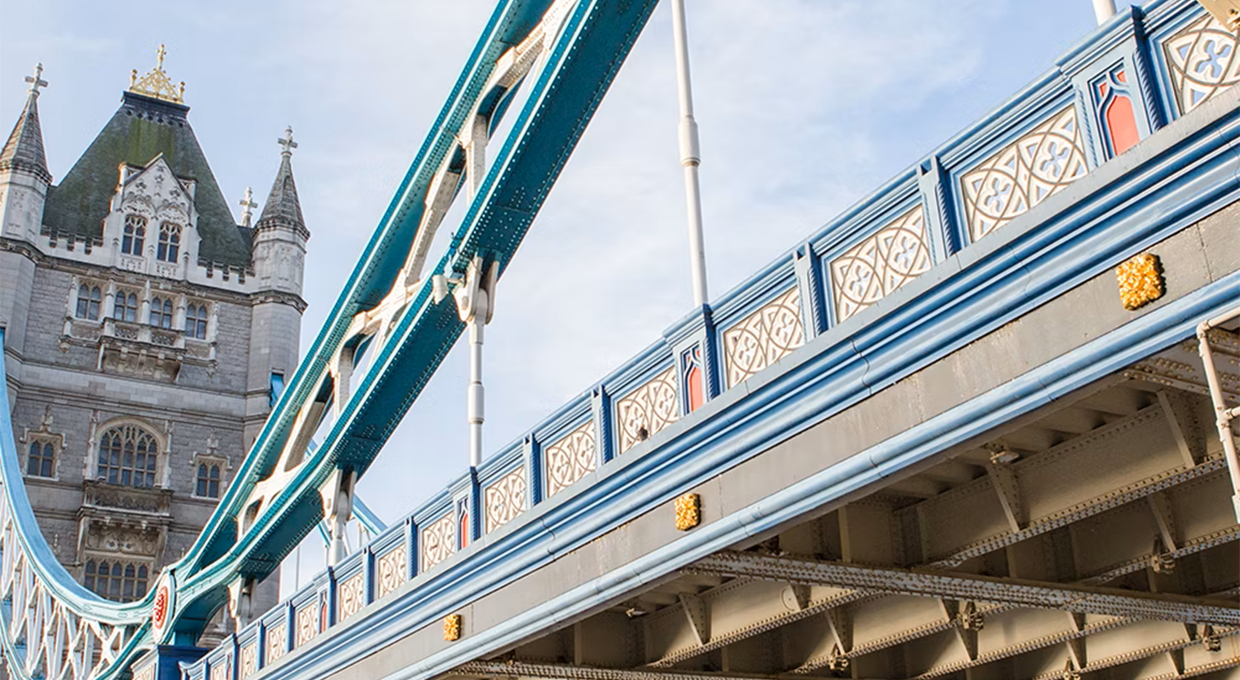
157,44 -> 167,70
278,126 -> 298,157
25,63 -> 48,98
239,187 -> 257,227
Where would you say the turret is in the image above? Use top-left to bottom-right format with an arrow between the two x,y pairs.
245,128 -> 309,450
0,63 -> 51,242
0,64 -> 52,390
251,127 -> 308,296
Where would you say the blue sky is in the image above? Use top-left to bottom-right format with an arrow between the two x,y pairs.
0,0 -> 1136,594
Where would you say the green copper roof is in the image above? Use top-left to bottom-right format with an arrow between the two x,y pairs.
42,91 -> 251,267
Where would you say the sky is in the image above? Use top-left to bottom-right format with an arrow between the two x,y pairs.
0,0 -> 1139,597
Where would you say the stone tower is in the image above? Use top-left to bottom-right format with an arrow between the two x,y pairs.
0,50 -> 309,641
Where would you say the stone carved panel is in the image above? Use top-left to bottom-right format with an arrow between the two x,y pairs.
375,544 -> 407,600
960,106 -> 1088,242
1164,14 -> 1240,115
722,287 -> 805,389
81,522 -> 162,557
544,420 -> 596,498
421,514 -> 455,572
83,481 -> 172,516
484,467 -> 527,533
615,367 -> 679,455
337,572 -> 366,622
829,206 -> 932,323
210,657 -> 230,680
265,624 -> 287,665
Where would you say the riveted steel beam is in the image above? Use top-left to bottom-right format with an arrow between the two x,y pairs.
688,552 -> 1240,625
455,660 -> 785,680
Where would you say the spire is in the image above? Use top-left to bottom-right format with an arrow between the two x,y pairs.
238,187 -> 257,228
0,63 -> 52,183
256,126 -> 306,235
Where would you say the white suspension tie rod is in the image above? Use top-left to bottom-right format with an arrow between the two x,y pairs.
672,0 -> 710,308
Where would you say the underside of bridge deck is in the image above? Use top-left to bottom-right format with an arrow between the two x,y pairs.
447,334 -> 1240,680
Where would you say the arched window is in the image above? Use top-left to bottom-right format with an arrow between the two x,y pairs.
149,296 -> 174,329
84,560 -> 148,602
116,291 -> 139,323
196,463 -> 222,498
185,303 -> 209,340
97,423 -> 158,488
26,441 -> 54,478
76,285 -> 102,320
122,214 -> 146,256
157,223 -> 181,262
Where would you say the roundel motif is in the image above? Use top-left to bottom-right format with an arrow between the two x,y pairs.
151,571 -> 176,642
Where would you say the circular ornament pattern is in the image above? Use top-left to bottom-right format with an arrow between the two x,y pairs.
151,570 -> 176,642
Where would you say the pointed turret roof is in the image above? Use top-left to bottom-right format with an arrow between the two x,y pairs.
256,127 -> 307,237
0,64 -> 52,183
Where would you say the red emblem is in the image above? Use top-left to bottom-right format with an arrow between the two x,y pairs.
152,583 -> 170,632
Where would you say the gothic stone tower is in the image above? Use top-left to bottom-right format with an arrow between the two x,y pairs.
0,52 -> 308,637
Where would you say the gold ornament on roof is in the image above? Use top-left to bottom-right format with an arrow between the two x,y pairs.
128,44 -> 185,104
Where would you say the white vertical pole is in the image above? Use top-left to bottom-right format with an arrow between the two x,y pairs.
671,0 -> 710,308
1092,0 -> 1117,24
468,313 -> 485,469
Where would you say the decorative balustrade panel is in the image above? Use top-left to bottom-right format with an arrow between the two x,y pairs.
295,602 -> 319,647
722,287 -> 805,388
615,367 -> 678,455
544,420 -> 597,497
240,642 -> 258,679
959,106 -> 1089,242
375,543 -> 408,600
1164,14 -> 1240,115
266,623 -> 288,665
421,514 -> 456,572
829,206 -> 932,323
484,466 -> 528,533
337,571 -> 366,622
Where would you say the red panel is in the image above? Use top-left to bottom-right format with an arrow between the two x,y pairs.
1105,94 -> 1140,156
687,365 -> 705,413
460,512 -> 470,548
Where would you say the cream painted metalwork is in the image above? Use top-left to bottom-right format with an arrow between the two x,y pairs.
960,106 -> 1088,242
722,287 -> 805,389
616,367 -> 679,455
484,467 -> 528,533
421,514 -> 456,572
545,420 -> 597,497
829,206 -> 932,323
375,544 -> 408,600
1165,14 -> 1240,114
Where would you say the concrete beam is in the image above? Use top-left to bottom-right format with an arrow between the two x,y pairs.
688,552 -> 1240,625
